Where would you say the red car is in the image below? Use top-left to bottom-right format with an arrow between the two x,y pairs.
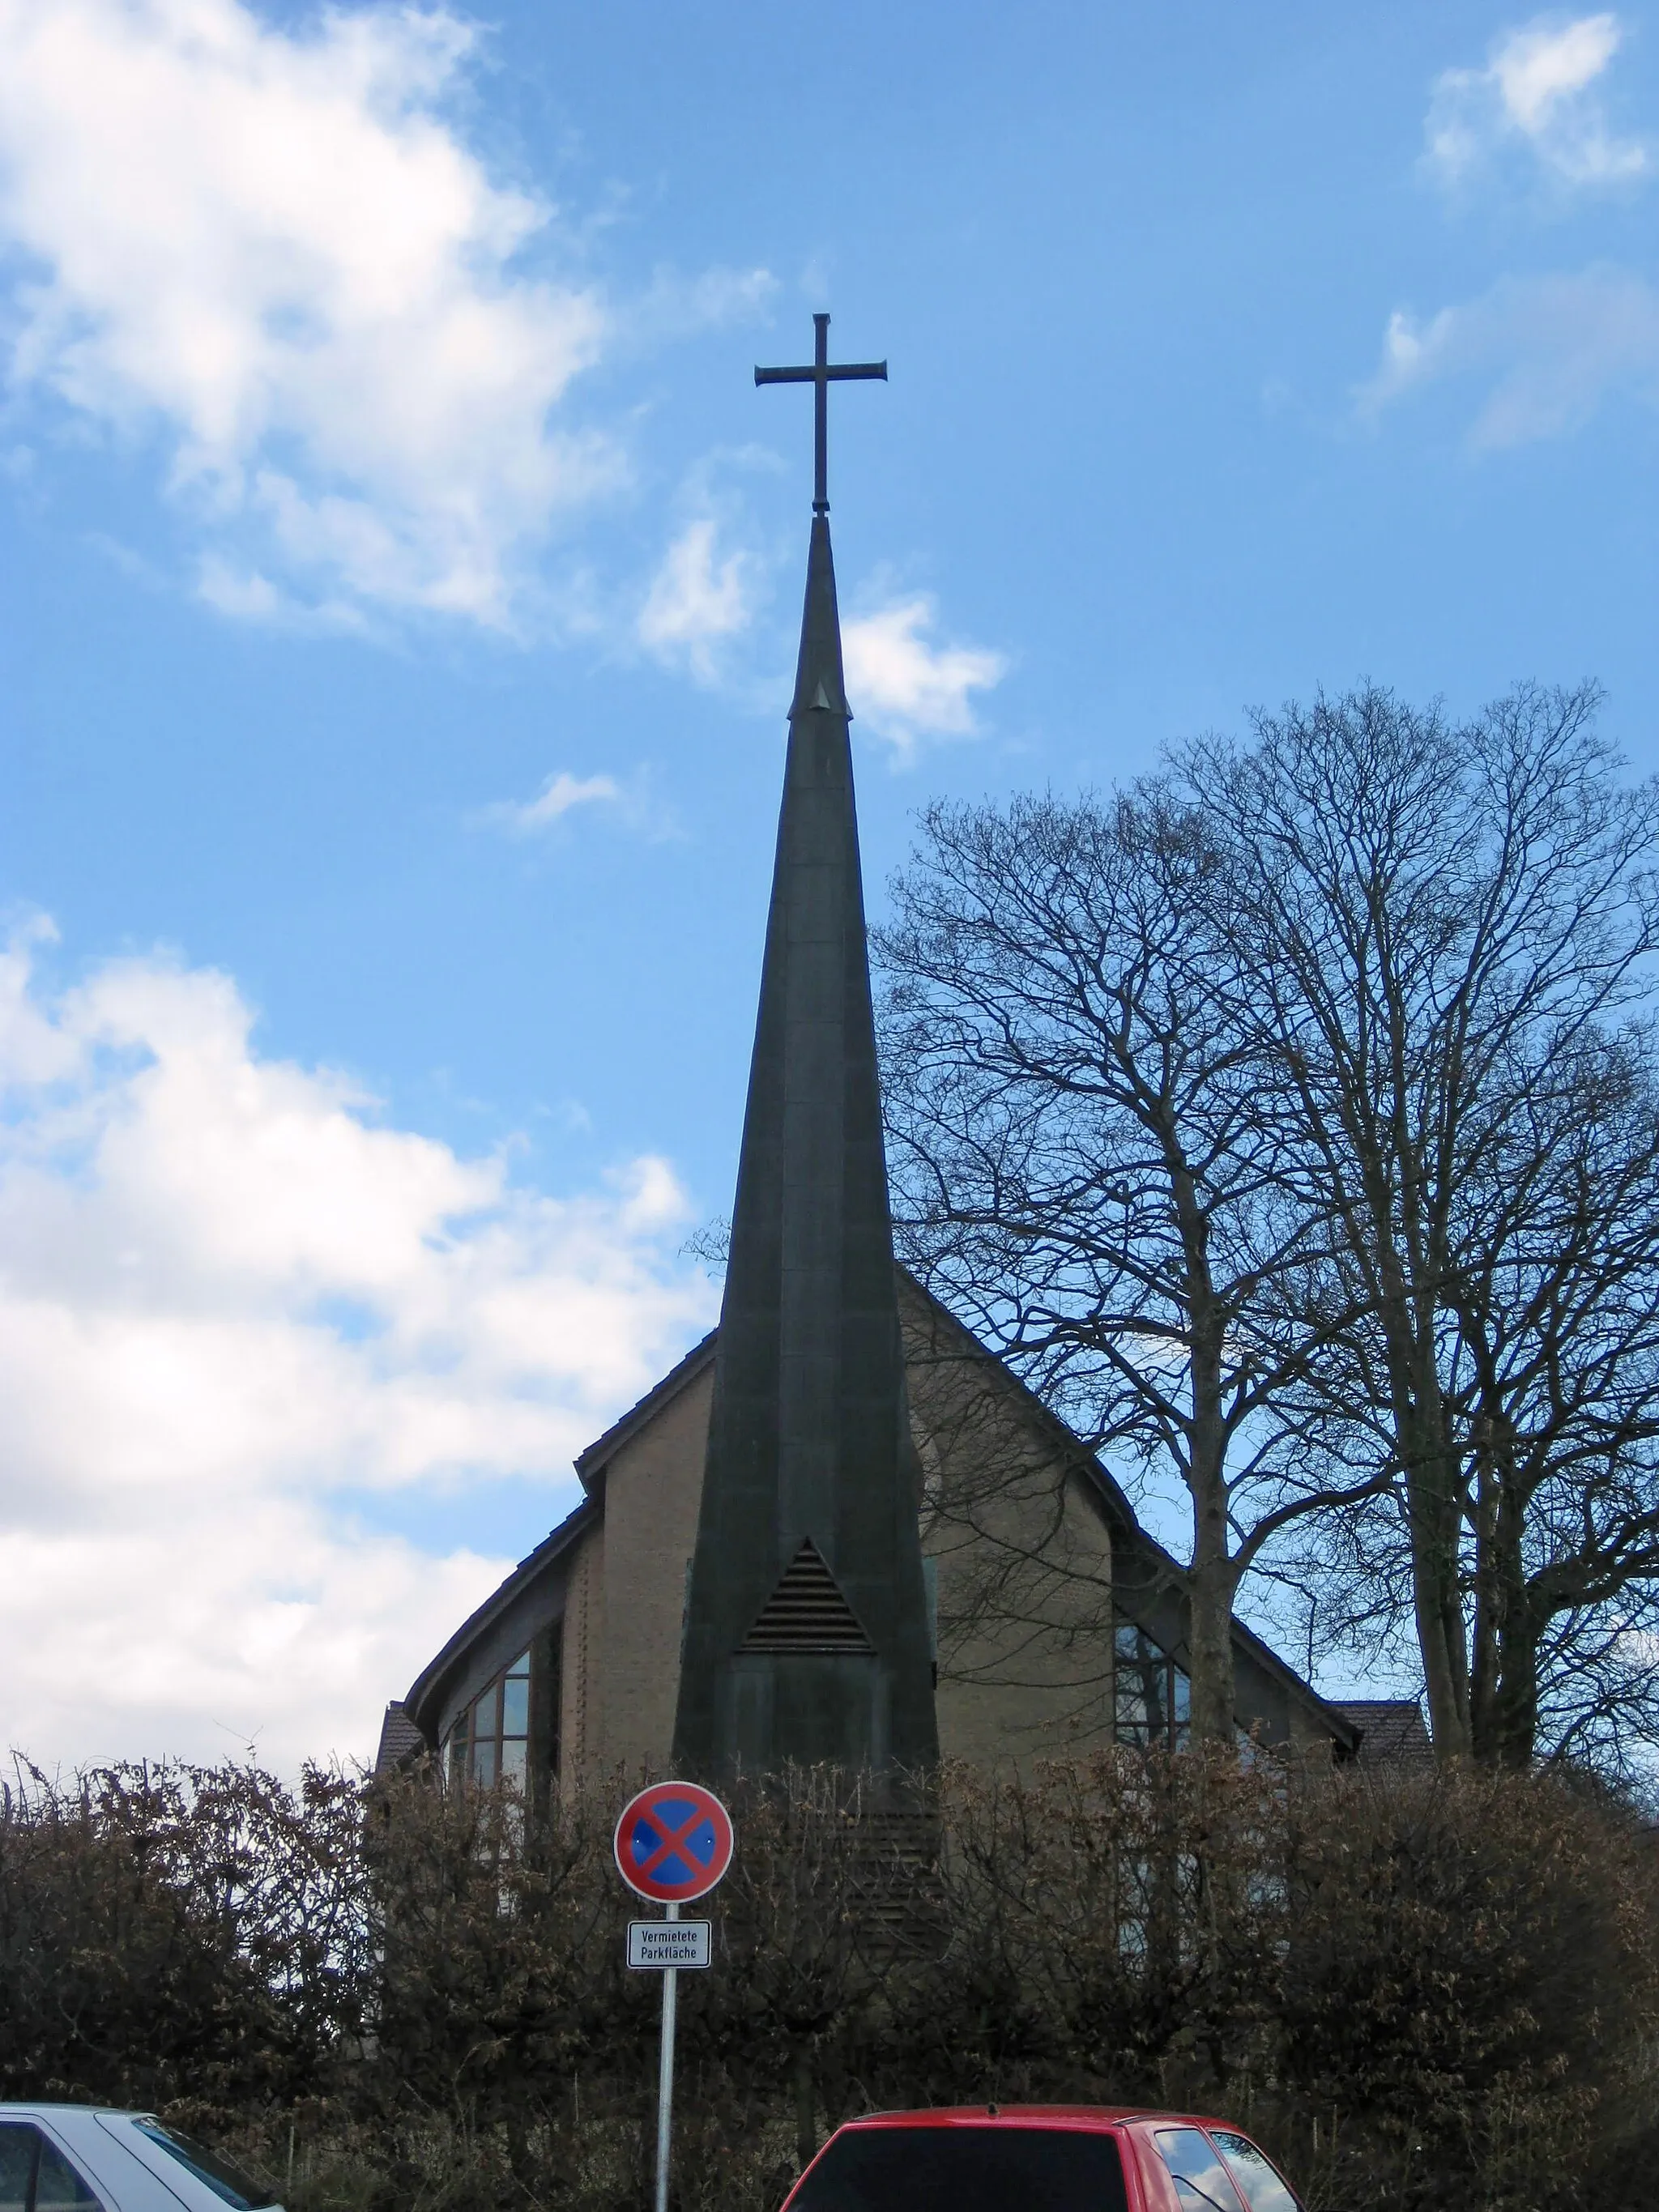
783,2106 -> 1300,2212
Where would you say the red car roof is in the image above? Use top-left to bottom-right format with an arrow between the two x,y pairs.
837,2106 -> 1226,2130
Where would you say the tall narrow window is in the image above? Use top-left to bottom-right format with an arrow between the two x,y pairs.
539,1626 -> 561,1784
1115,1622 -> 1192,1750
446,1704 -> 470,1787
499,1648 -> 530,1788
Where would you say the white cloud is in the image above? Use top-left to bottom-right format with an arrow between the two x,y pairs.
0,0 -> 616,624
471,765 -> 680,842
476,769 -> 623,837
0,923 -> 714,1770
842,595 -> 1008,757
1358,265 -> 1659,445
196,560 -> 288,624
1425,14 -> 1648,187
627,265 -> 778,349
637,516 -> 757,683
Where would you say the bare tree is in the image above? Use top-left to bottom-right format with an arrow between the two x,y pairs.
1188,683 -> 1659,1759
876,788 -> 1374,1744
1278,1025 -> 1659,1771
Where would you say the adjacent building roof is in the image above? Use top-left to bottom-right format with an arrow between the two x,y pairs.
1332,1698 -> 1434,1767
373,1699 -> 424,1775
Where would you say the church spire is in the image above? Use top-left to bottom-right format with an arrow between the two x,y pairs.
672,323 -> 938,1775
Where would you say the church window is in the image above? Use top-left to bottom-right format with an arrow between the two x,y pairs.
445,1707 -> 468,1785
445,1647 -> 533,1790
1114,1623 -> 1191,1750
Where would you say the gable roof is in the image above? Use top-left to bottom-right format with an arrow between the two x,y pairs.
403,1491 -> 598,1738
405,1332 -> 719,1742
893,1269 -> 1363,1756
574,1328 -> 718,1488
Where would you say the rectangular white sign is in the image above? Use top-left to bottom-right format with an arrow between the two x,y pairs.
628,1920 -> 712,1970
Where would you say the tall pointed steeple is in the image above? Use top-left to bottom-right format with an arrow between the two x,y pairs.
672,473 -> 938,1774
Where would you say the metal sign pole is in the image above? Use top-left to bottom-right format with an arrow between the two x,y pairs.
655,1900 -> 679,2212
614,1782 -> 732,2212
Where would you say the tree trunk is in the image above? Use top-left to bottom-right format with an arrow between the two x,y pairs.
1489,1621 -> 1541,1770
1469,1443 -> 1499,1753
1398,1396 -> 1472,1760
1188,1464 -> 1239,1745
793,2043 -> 817,2175
1174,1155 -> 1237,1744
1375,1260 -> 1471,1760
1482,1464 -> 1538,1768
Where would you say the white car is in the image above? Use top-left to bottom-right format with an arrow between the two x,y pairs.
0,2108 -> 281,2212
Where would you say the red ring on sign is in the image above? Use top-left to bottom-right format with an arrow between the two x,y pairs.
613,1780 -> 736,1903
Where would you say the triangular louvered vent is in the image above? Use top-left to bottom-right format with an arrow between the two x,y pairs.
740,1540 -> 873,1653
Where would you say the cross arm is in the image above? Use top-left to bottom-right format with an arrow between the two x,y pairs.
753,361 -> 888,386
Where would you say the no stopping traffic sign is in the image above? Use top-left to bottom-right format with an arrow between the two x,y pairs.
613,1780 -> 735,1904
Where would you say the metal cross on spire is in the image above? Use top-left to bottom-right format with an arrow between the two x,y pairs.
755,313 -> 886,515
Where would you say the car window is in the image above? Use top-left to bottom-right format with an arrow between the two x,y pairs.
130,2127 -> 278,2212
0,2127 -> 38,2212
32,2144 -> 100,2212
1154,2129 -> 1247,2212
0,2132 -> 100,2212
791,2124 -> 1129,2212
1209,2131 -> 1299,2212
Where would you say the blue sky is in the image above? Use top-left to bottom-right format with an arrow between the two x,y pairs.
2,0 -> 1657,1768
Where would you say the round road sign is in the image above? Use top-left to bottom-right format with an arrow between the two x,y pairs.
614,1781 -> 735,1903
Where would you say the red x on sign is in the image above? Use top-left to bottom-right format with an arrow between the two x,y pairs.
614,1781 -> 735,1903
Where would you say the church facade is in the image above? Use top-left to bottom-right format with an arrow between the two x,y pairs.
388,1267 -> 1372,1788
381,318 -> 1418,1791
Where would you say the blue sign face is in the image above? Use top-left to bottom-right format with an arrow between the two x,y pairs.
613,1779 -> 735,1901
625,1796 -> 719,1887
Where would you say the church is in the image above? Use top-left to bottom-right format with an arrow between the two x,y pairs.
380,320 -> 1421,1792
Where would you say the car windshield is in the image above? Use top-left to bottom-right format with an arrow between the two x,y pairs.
132,2125 -> 279,2211
791,2125 -> 1128,2212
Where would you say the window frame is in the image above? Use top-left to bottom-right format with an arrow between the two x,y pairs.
1152,2126 -> 1247,2212
1113,1620 -> 1192,1750
1206,2129 -> 1303,2212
